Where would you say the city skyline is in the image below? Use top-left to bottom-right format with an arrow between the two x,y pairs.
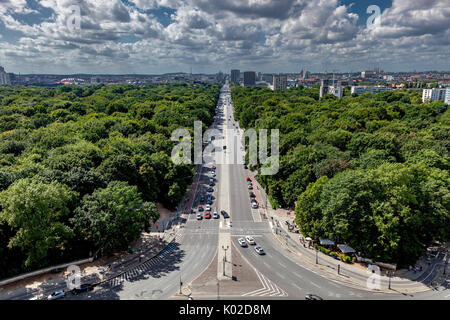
0,0 -> 449,74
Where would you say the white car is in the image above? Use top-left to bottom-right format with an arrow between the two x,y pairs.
255,246 -> 265,255
47,290 -> 65,300
252,202 -> 258,209
238,238 -> 248,247
213,211 -> 219,219
196,213 -> 202,220
205,204 -> 211,211
245,236 -> 256,245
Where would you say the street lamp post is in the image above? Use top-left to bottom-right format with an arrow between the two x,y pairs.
315,246 -> 318,264
217,279 -> 220,300
388,270 -> 393,290
179,268 -> 182,294
222,245 -> 229,276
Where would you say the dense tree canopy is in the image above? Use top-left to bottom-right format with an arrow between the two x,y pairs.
0,83 -> 219,278
233,85 -> 449,266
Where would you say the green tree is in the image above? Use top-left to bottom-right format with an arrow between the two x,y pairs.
0,178 -> 76,267
71,181 -> 153,254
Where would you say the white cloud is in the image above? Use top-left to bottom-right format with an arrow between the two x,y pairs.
0,0 -> 448,73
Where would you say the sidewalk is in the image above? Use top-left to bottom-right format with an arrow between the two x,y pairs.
246,169 -> 446,294
0,231 -> 176,300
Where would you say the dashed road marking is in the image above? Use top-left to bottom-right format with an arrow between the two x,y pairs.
310,282 -> 321,289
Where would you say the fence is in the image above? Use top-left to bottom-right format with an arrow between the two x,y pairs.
0,257 -> 94,287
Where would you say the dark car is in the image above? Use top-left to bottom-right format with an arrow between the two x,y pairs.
50,267 -> 63,274
199,196 -> 205,203
221,210 -> 230,219
249,192 -> 256,198
207,187 -> 214,193
244,164 -> 248,169
206,199 -> 212,205
71,284 -> 94,295
305,294 -> 323,300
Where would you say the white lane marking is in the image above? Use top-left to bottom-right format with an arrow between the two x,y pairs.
275,272 -> 286,279
293,283 -> 302,290
278,262 -> 287,268
310,282 -> 321,289
293,272 -> 303,279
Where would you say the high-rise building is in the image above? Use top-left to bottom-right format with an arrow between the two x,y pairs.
0,66 -> 11,85
243,71 -> 256,87
262,73 -> 273,84
273,74 -> 287,91
320,79 -> 330,97
231,69 -> 240,84
422,88 -> 447,103
445,88 -> 450,105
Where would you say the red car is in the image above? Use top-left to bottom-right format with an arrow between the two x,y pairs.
205,212 -> 211,219
212,165 -> 216,169
246,177 -> 251,182
198,205 -> 204,211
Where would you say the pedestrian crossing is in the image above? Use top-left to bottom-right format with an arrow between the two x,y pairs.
105,242 -> 179,289
241,268 -> 288,297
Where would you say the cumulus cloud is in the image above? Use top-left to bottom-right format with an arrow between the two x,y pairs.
0,0 -> 448,73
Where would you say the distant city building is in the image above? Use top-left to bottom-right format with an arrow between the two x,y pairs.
257,72 -> 262,81
243,71 -> 256,87
329,85 -> 344,98
351,86 -> 393,95
320,79 -> 330,97
262,74 -> 273,84
422,88 -> 447,103
0,66 -> 11,85
272,74 -> 287,90
361,71 -> 366,79
216,71 -> 224,82
231,69 -> 240,84
445,88 -> 450,105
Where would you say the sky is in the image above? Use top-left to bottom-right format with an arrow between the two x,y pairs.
0,0 -> 449,74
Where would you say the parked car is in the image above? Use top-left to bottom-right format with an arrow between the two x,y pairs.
207,187 -> 214,192
248,184 -> 253,190
199,196 -> 205,203
249,192 -> 256,198
244,164 -> 248,169
204,212 -> 211,219
205,204 -> 211,211
245,236 -> 256,245
246,177 -> 251,182
252,202 -> 258,209
238,238 -> 248,247
196,213 -> 202,220
206,199 -> 212,205
212,165 -> 216,169
198,205 -> 204,211
50,267 -> 63,274
48,290 -> 65,300
305,294 -> 323,300
71,284 -> 93,295
255,246 -> 265,255
213,211 -> 219,219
